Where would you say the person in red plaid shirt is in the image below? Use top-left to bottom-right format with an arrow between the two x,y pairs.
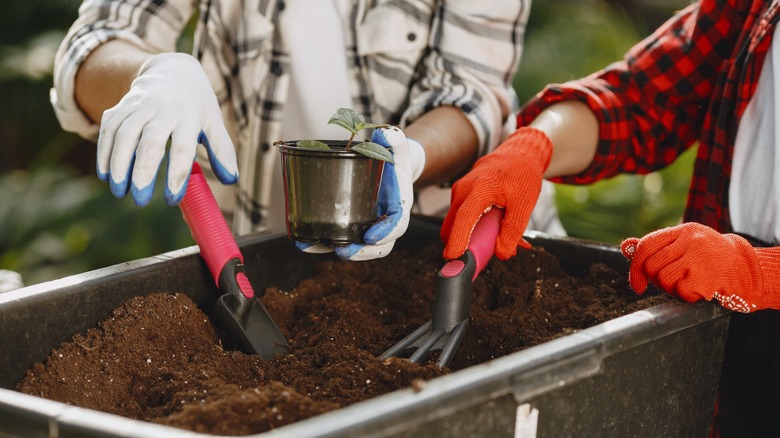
441,1 -> 780,436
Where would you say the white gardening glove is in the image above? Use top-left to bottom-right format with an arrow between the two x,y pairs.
295,126 -> 426,261
96,53 -> 238,206
0,269 -> 23,293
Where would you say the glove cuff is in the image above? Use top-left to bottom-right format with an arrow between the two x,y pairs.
493,126 -> 553,173
406,138 -> 426,182
754,245 -> 780,296
137,52 -> 199,77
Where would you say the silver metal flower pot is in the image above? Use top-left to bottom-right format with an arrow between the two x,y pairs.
277,140 -> 384,245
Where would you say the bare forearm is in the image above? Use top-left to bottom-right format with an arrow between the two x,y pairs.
404,105 -> 479,188
528,100 -> 599,178
74,40 -> 156,124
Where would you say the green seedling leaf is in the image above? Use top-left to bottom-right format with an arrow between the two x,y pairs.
296,140 -> 331,150
352,142 -> 394,164
327,108 -> 391,132
328,108 -> 364,135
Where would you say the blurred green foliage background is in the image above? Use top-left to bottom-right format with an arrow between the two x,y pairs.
514,0 -> 695,243
1,0 -> 692,286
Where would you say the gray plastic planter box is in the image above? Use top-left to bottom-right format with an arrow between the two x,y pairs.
0,217 -> 730,437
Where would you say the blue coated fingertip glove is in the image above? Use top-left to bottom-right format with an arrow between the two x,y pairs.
334,126 -> 425,261
96,53 -> 238,207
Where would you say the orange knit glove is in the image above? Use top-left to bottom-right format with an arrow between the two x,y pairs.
441,126 -> 553,260
620,222 -> 780,313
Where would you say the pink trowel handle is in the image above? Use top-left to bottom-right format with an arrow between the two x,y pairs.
179,163 -> 254,299
432,207 -> 504,333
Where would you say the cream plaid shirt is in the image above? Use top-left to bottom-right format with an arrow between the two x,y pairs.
51,0 -> 530,234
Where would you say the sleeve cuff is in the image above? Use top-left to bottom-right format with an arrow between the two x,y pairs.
50,87 -> 99,141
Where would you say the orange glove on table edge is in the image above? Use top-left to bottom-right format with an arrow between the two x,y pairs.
621,222 -> 780,313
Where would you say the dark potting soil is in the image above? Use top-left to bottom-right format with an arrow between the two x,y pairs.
17,242 -> 670,436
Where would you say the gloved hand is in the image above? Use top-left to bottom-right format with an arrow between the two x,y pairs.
295,126 -> 426,261
0,269 -> 23,293
621,222 -> 780,313
441,126 -> 553,260
96,53 -> 238,206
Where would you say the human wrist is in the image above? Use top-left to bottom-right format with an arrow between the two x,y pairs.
495,126 -> 553,172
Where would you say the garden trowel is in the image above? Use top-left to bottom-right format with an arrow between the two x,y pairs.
380,207 -> 503,367
179,162 -> 289,359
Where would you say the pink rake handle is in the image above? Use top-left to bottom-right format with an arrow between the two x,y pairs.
179,162 -> 254,298
379,206 -> 504,367
440,207 -> 504,282
466,207 -> 503,280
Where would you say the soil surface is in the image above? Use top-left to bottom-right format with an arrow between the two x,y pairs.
18,242 -> 669,436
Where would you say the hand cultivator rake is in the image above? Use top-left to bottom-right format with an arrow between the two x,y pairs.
381,207 -> 503,367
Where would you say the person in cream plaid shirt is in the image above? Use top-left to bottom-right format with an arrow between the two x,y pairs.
51,0 -> 565,260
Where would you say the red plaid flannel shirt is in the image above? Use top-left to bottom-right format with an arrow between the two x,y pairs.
518,0 -> 780,233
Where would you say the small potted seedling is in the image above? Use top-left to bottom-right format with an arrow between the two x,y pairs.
275,108 -> 395,245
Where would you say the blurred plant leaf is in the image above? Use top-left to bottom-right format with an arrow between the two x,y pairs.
515,0 -> 642,103
0,31 -> 62,81
0,166 -> 193,286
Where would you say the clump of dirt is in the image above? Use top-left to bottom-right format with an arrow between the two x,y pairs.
17,242 -> 669,435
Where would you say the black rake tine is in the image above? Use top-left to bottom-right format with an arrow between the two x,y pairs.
436,321 -> 469,367
380,321 -> 432,359
380,210 -> 501,367
408,327 -> 446,363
